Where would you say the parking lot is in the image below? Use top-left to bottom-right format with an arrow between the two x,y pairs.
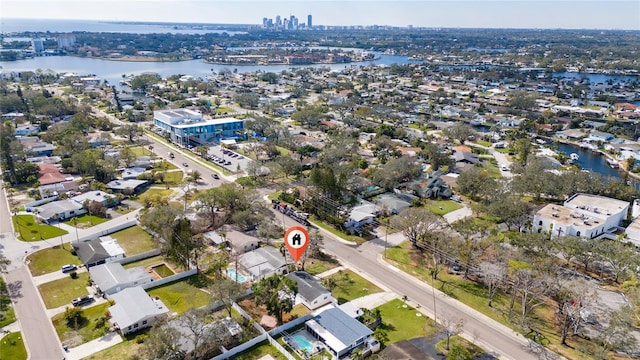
206,145 -> 252,173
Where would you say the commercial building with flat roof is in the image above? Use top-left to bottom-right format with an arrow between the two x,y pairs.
532,193 -> 629,239
153,109 -> 243,146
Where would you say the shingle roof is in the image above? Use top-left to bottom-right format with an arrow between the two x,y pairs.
74,239 -> 110,265
287,271 -> 330,303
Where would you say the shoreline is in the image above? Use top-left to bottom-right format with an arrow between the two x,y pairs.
548,137 -> 640,182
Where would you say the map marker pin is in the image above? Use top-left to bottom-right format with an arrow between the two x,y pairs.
284,226 -> 310,263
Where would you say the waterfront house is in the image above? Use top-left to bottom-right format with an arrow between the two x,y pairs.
588,130 -> 615,143
108,287 -> 169,335
532,193 -> 629,239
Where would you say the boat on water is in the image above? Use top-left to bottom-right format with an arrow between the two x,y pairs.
570,153 -> 580,161
606,158 -> 620,168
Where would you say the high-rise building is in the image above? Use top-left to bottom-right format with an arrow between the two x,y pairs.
308,14 -> 312,29
31,38 -> 44,53
57,34 -> 76,48
276,15 -> 281,28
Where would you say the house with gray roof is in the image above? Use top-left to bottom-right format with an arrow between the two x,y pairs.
305,305 -> 373,358
33,199 -> 84,223
287,271 -> 334,310
89,262 -> 153,295
106,179 -> 148,193
238,246 -> 288,281
73,237 -> 125,268
108,286 -> 169,335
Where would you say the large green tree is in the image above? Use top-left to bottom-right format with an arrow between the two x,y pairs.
251,274 -> 298,325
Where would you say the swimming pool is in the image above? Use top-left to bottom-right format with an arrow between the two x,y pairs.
291,334 -> 314,353
226,268 -> 248,283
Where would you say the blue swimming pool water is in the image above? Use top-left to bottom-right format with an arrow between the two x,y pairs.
226,268 -> 248,283
292,334 -> 314,353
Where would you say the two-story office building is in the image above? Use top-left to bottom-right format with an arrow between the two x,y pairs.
153,109 -> 243,146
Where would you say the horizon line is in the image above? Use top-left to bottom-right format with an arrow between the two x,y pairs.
1,18 -> 638,32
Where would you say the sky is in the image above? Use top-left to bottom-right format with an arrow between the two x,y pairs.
2,0 -> 639,30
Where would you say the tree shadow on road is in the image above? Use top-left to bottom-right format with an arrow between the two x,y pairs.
7,280 -> 22,299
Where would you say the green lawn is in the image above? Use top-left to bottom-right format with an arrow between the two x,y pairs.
123,255 -> 166,270
147,277 -> 213,314
52,302 -> 111,347
0,332 -> 27,360
109,226 -> 156,255
64,214 -> 108,228
130,146 -> 153,156
375,299 -> 435,344
326,270 -> 383,304
0,278 -> 16,328
435,335 -> 484,358
310,219 -> 366,244
27,245 -> 82,276
12,215 -> 68,241
160,170 -> 184,184
276,146 -> 291,156
303,259 -> 339,276
234,340 -> 288,360
82,338 -> 144,360
134,188 -> 175,206
38,272 -> 90,309
213,106 -> 234,114
424,200 -> 463,216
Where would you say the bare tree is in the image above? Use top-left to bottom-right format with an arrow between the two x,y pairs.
479,261 -> 507,308
144,322 -> 185,360
555,279 -> 596,346
209,278 -> 246,318
300,229 -> 324,271
390,207 -> 445,249
451,218 -> 493,279
438,312 -> 465,351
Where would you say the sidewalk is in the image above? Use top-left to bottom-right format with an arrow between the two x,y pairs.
64,331 -> 123,360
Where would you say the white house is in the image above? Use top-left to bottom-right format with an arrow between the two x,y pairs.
532,194 -> 629,239
305,305 -> 374,359
238,246 -> 288,281
287,271 -> 335,310
89,262 -> 153,295
108,287 -> 169,335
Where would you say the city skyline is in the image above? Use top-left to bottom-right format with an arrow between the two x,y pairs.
2,0 -> 639,30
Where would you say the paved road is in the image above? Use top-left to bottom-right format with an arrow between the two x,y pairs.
270,205 -> 548,360
143,132 -> 232,187
324,239 -> 540,360
5,267 -> 64,360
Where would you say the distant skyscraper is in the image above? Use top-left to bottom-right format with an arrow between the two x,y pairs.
276,15 -> 281,28
31,38 -> 44,53
57,34 -> 76,48
307,14 -> 312,29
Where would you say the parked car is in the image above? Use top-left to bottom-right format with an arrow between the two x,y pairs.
61,264 -> 78,273
212,173 -> 219,179
72,295 -> 94,307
